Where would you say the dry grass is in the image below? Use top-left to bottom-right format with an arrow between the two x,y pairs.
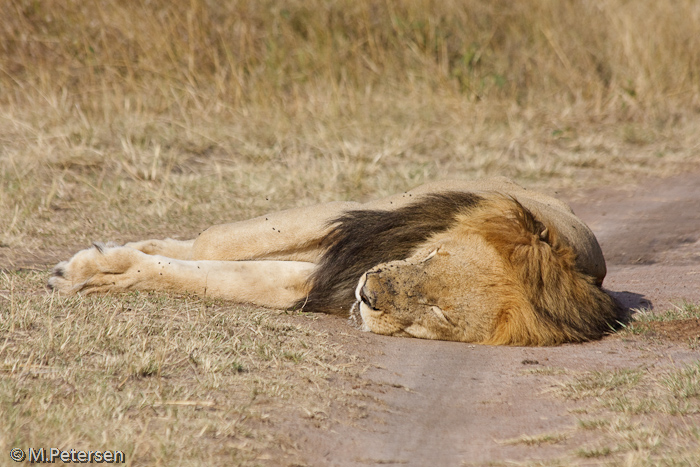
617,303 -> 700,348
544,362 -> 700,465
630,302 -> 700,324
500,432 -> 570,447
5,1 -> 700,112
2,1 -> 700,465
3,1 -> 700,258
0,269 -> 366,465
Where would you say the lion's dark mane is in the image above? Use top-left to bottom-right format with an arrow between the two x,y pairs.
296,192 -> 483,314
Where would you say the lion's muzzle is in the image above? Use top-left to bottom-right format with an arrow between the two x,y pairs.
351,272 -> 374,332
358,271 -> 381,310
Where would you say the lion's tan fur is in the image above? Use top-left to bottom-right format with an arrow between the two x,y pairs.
49,177 -> 619,346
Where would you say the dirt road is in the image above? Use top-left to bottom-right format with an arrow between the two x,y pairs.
292,173 -> 700,466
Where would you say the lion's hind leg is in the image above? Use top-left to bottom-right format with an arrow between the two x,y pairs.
125,238 -> 195,259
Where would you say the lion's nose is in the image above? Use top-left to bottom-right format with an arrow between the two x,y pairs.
359,282 -> 377,309
359,273 -> 379,309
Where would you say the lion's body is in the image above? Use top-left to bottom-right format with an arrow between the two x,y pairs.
49,177 -> 620,345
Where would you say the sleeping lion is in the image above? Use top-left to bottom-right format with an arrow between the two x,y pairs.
48,177 -> 621,346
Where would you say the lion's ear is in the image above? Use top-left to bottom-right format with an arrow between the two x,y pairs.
509,198 -> 550,244
531,217 -> 550,244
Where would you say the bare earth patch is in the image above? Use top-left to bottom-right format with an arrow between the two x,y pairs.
636,319 -> 700,344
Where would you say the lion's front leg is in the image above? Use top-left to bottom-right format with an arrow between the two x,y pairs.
48,244 -> 315,308
48,243 -> 146,295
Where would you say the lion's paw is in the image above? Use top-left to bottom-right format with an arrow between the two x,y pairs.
48,243 -> 144,295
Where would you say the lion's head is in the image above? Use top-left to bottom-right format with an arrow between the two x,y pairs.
348,197 -> 621,346
351,233 -> 507,342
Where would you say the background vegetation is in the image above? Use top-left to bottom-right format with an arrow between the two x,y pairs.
2,0 -> 700,254
2,1 -> 700,464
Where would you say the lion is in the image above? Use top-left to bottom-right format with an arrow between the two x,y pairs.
48,177 -> 621,346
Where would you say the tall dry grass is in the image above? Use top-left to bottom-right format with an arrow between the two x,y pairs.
2,0 -> 700,258
3,0 -> 700,115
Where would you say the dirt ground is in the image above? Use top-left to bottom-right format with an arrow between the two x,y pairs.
283,172 -> 700,466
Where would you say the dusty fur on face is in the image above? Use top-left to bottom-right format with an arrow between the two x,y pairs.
468,197 -> 622,346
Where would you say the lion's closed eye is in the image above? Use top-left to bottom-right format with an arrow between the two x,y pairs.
430,305 -> 455,327
421,248 -> 440,263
